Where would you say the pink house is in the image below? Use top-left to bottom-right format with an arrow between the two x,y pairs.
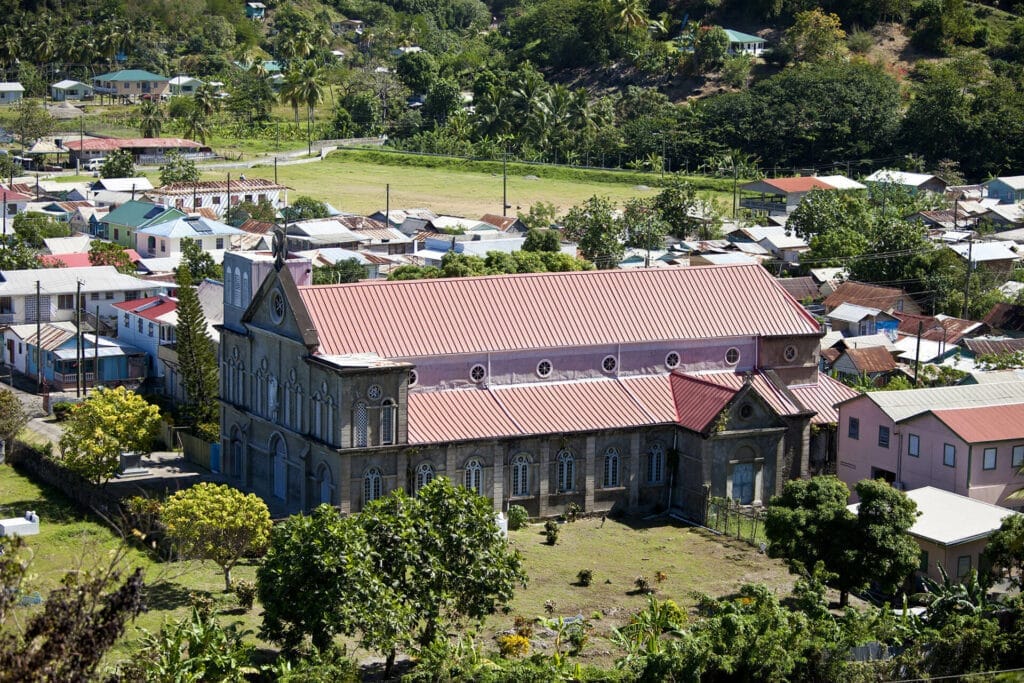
836,382 -> 1024,507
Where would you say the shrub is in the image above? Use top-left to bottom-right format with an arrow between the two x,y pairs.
577,569 -> 594,587
52,401 -> 75,421
544,520 -> 559,545
508,505 -> 529,531
634,576 -> 653,594
544,600 -> 556,615
513,615 -> 534,638
847,27 -> 874,54
565,502 -> 582,522
568,624 -> 589,655
655,571 -> 668,584
497,633 -> 531,658
188,591 -> 215,617
233,579 -> 257,610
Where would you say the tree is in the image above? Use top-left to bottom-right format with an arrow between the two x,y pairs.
518,201 -> 559,231
523,229 -> 561,252
694,26 -> 729,73
57,386 -> 161,486
88,240 -> 135,274
283,195 -> 329,221
226,199 -> 277,226
162,483 -> 272,591
424,78 -> 462,126
126,606 -> 253,681
159,150 -> 199,185
561,195 -> 624,268
802,226 -> 868,269
784,9 -> 848,63
13,99 -> 53,152
397,50 -> 438,94
12,212 -> 70,248
982,514 -> 1024,588
786,189 -> 872,240
313,259 -> 365,284
851,479 -> 920,601
621,198 -> 667,252
0,387 -> 26,446
849,218 -> 933,285
174,266 -> 219,428
181,237 -> 222,281
138,100 -> 164,138
100,150 -> 136,179
652,175 -> 700,237
765,475 -> 852,585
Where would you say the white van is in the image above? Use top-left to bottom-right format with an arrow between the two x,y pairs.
85,157 -> 106,172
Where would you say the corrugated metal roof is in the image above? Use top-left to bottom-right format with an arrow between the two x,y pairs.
963,338 -> 1024,356
668,373 -> 737,432
64,138 -> 200,152
744,177 -> 833,194
298,264 -> 821,358
0,266 -> 154,296
929,403 -> 1024,443
407,389 -> 520,443
776,276 -> 820,302
842,347 -> 896,374
983,303 -> 1024,332
828,302 -> 882,322
693,371 -> 805,417
493,380 -> 656,435
895,313 -> 982,344
849,381 -> 1024,422
112,295 -> 178,322
824,281 -> 922,315
154,178 -> 286,196
789,374 -> 859,425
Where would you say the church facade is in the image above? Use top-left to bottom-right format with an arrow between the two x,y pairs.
218,251 -> 855,519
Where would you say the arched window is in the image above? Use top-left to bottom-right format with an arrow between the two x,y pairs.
353,401 -> 368,447
311,393 -> 322,437
230,427 -> 243,479
294,386 -> 303,432
364,468 -> 382,505
232,267 -> 241,307
415,462 -> 434,492
556,450 -> 575,493
241,272 -> 250,305
647,443 -> 665,484
283,383 -> 292,428
603,447 -> 620,488
464,458 -> 483,495
224,268 -> 232,298
317,464 -> 332,505
322,394 -> 335,444
272,436 -> 287,500
147,235 -> 156,251
235,363 -> 245,407
511,454 -> 530,497
381,399 -> 396,445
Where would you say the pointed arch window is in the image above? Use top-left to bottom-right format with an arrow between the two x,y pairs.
511,454 -> 530,497
647,443 -> 665,484
603,447 -> 620,488
381,398 -> 396,445
556,450 -> 575,493
272,436 -> 287,500
364,468 -> 382,505
232,267 -> 242,307
415,462 -> 434,492
317,463 -> 333,505
353,401 -> 368,447
464,458 -> 483,495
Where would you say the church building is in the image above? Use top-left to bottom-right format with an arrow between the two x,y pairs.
219,250 -> 855,519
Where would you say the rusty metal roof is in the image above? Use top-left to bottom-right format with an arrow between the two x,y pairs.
154,178 -> 287,196
298,264 -> 821,358
841,346 -> 897,374
929,403 -> 1024,443
824,281 -> 923,315
963,338 -> 1024,356
895,312 -> 983,344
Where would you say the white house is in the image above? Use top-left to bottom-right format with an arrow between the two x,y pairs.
724,29 -> 766,56
50,80 -> 93,101
865,170 -> 948,195
0,83 -> 24,105
168,76 -> 204,96
147,178 -> 288,217
135,214 -> 247,257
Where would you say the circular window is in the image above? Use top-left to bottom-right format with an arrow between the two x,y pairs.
665,351 -> 680,369
739,404 -> 754,419
408,370 -> 418,387
602,355 -> 618,373
270,289 -> 286,324
725,347 -> 740,365
367,384 -> 382,400
470,364 -> 487,383
536,359 -> 552,378
783,345 -> 798,362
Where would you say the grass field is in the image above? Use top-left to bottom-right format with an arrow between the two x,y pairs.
205,151 -> 732,218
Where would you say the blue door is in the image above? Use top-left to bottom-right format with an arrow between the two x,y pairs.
209,443 -> 221,473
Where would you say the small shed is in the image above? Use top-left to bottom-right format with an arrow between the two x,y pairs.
51,79 -> 93,101
0,82 -> 24,105
723,29 -> 766,56
983,176 -> 1024,205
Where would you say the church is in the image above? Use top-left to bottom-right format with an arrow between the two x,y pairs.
218,249 -> 856,520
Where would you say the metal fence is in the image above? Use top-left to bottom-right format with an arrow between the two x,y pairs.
704,497 -> 767,548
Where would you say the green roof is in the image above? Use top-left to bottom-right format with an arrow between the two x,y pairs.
93,69 -> 168,82
103,201 -> 181,229
723,29 -> 765,44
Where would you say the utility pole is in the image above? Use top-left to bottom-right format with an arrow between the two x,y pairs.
502,151 -> 508,218
35,281 -> 41,394
962,237 -> 973,320
226,172 -> 231,217
2,190 -> 6,243
274,157 -> 278,185
92,305 -> 98,394
385,183 -> 390,225
75,280 -> 82,397
913,319 -> 923,387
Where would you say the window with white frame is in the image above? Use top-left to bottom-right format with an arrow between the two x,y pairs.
603,447 -> 620,488
364,468 -> 382,504
381,399 -> 396,445
511,454 -> 530,497
908,434 -> 920,457
464,458 -> 482,495
944,443 -> 956,467
647,443 -> 665,484
1014,445 -> 1024,468
983,447 -> 997,470
556,450 -> 575,492
353,401 -> 368,447
415,462 -> 434,492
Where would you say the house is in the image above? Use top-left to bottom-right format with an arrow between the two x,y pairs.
50,80 -> 93,101
824,281 -> 923,316
219,253 -> 854,518
836,382 -> 1024,507
91,70 -> 169,101
827,303 -> 899,337
851,487 -> 1018,583
0,83 -> 24,105
739,176 -> 865,216
894,313 -> 985,348
296,247 -> 385,280
962,337 -> 1024,359
480,214 -> 528,234
723,29 -> 766,55
332,18 -> 364,35
979,204 -> 1024,231
948,241 -> 1021,274
983,304 -> 1024,337
70,205 -> 109,234
158,279 -> 223,402
64,138 -> 209,167
1,321 -> 148,391
100,200 -> 184,246
0,266 -> 157,330
0,189 -> 35,218
113,295 -> 178,378
831,346 -> 897,385
983,176 -> 1024,205
168,76 -> 203,96
245,1 -> 266,19
757,232 -> 809,263
147,178 -> 287,218
91,177 -> 154,195
39,250 -> 141,269
135,214 -> 246,257
864,170 -> 948,195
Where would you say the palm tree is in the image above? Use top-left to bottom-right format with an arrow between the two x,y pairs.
613,0 -> 649,49
139,100 -> 164,138
279,68 -> 304,123
193,84 -> 218,117
184,109 -> 210,144
296,61 -> 325,150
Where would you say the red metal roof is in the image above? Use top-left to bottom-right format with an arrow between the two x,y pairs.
667,374 -> 738,432
298,264 -> 821,358
894,312 -> 981,344
930,403 -> 1024,443
111,295 -> 177,322
763,177 -> 833,193
789,374 -> 860,425
407,389 -> 520,443
63,138 -> 202,152
824,281 -> 923,315
39,249 -> 141,268
0,188 -> 33,202
693,371 -> 805,417
493,380 -> 656,435
155,178 -> 286,196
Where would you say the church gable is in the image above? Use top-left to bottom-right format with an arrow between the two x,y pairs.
243,265 -> 319,349
716,386 -> 786,434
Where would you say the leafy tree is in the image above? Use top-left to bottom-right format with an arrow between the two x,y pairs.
226,68 -> 274,125
849,218 -> 933,286
694,26 -> 729,73
0,387 -> 26,446
57,386 -> 161,486
621,198 -> 667,251
784,9 -> 848,63
158,150 -> 200,185
12,212 -> 70,248
88,240 -> 135,274
652,175 -> 700,238
522,228 -> 561,252
283,195 -> 329,221
765,475 -> 852,583
181,237 -> 222,281
982,514 -> 1024,588
802,226 -> 868,270
786,189 -> 872,240
851,479 -> 921,601
225,199 -> 277,226
313,259 -> 365,284
0,234 -> 43,270
100,150 -> 136,179
518,201 -> 559,231
397,50 -> 438,94
162,483 -> 272,590
13,99 -> 53,151
424,78 -> 462,125
561,195 -> 624,269
174,265 -> 219,427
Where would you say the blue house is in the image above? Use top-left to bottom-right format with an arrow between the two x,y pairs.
983,176 -> 1024,205
245,2 -> 266,20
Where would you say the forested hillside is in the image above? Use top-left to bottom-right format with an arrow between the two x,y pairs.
2,0 -> 1024,178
